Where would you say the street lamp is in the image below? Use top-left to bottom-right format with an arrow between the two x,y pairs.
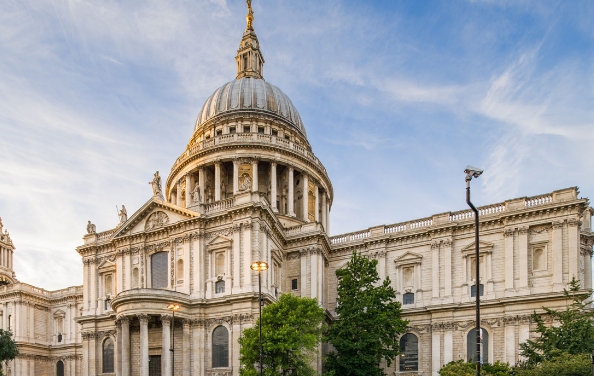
250,261 -> 268,376
167,303 -> 180,376
465,165 -> 483,376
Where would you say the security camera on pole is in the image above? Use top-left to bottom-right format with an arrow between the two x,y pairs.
465,165 -> 483,376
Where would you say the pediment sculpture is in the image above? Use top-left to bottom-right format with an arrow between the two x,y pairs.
145,211 -> 169,231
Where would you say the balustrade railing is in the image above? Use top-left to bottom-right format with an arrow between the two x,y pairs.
97,229 -> 115,241
204,197 -> 235,214
525,194 -> 552,207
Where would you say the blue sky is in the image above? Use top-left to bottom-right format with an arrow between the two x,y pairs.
0,0 -> 592,290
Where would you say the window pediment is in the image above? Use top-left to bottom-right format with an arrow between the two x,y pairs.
394,251 -> 423,267
461,241 -> 494,257
208,235 -> 232,251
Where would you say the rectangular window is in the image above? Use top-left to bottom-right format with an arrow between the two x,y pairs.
470,284 -> 484,297
258,127 -> 265,134
216,129 -> 222,136
291,279 -> 298,290
229,127 -> 236,134
243,126 -> 251,133
403,293 -> 415,305
272,129 -> 278,136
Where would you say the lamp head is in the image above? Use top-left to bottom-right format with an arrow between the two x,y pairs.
167,304 -> 181,311
464,165 -> 483,182
250,261 -> 269,272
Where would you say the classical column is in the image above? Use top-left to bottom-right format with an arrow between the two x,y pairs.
584,248 -> 593,289
139,314 -> 149,376
311,249 -> 318,301
251,159 -> 259,192
183,320 -> 191,376
431,329 -> 441,376
214,161 -> 221,201
552,222 -> 564,290
175,180 -> 181,206
505,323 -> 516,365
518,227 -> 529,294
270,162 -> 278,212
233,160 -> 239,194
185,173 -> 192,208
302,173 -> 309,221
443,328 -> 453,364
504,229 -> 514,296
443,240 -> 452,303
321,192 -> 327,231
161,315 -> 171,376
301,250 -> 308,297
198,167 -> 205,204
431,242 -> 440,303
121,317 -> 130,376
568,219 -> 579,280
288,167 -> 295,216
314,184 -> 320,222
325,199 -> 330,235
90,260 -> 97,313
115,319 -> 122,376
192,321 -> 205,376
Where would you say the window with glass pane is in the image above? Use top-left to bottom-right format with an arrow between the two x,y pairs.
56,361 -> 65,376
212,326 -> 229,367
470,284 -> 484,297
151,252 -> 168,289
103,338 -> 115,373
403,293 -> 415,305
399,333 -> 418,371
467,328 -> 489,363
216,280 -> 225,294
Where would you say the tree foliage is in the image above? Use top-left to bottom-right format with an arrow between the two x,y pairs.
239,293 -> 326,376
0,329 -> 18,371
513,353 -> 591,376
324,251 -> 408,376
519,278 -> 594,367
439,360 -> 512,376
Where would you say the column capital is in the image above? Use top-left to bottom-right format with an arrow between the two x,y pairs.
214,159 -> 222,166
160,315 -> 172,325
137,314 -> 150,324
182,318 -> 191,328
250,157 -> 259,165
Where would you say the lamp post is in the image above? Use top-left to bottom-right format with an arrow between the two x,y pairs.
250,261 -> 268,376
465,165 -> 483,376
167,303 -> 180,376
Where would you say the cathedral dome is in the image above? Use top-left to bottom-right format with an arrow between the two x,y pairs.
194,77 -> 307,137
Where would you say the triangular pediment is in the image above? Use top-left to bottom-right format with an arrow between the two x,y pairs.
461,240 -> 494,255
97,259 -> 116,272
207,235 -> 233,251
112,196 -> 199,238
394,251 -> 423,266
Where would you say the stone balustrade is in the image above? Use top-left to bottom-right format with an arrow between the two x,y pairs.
204,197 -> 235,214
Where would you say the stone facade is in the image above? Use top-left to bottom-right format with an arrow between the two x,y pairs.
1,4 -> 594,376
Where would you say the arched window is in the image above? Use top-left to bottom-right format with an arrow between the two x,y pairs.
399,333 -> 418,371
212,326 -> 229,368
56,360 -> 65,376
132,268 -> 139,288
177,259 -> 184,280
215,280 -> 225,294
467,328 -> 489,363
151,252 -> 168,289
403,292 -> 415,305
103,338 -> 115,373
105,274 -> 112,295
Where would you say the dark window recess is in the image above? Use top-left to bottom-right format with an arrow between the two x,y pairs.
285,135 -> 290,140
56,361 -> 65,376
272,129 -> 278,136
244,126 -> 251,133
291,279 -> 298,290
216,129 -> 222,136
57,333 -> 63,343
470,284 -> 484,297
399,333 -> 419,371
276,201 -> 280,210
103,338 -> 115,373
212,326 -> 229,367
149,355 -> 162,376
467,328 -> 489,363
403,293 -> 415,305
216,280 -> 225,294
105,299 -> 111,311
258,127 -> 265,134
229,127 -> 236,134
151,252 -> 169,289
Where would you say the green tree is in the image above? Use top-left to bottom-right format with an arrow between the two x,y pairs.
239,293 -> 326,376
324,250 -> 408,376
518,278 -> 594,367
439,360 -> 512,376
0,329 -> 18,375
513,353 -> 591,376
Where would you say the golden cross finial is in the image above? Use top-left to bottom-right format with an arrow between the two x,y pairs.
246,0 -> 254,31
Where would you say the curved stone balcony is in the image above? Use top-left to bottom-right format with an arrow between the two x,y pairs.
110,288 -> 192,317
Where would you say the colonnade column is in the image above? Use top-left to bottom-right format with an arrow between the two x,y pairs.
504,229 -> 514,296
115,319 -> 122,376
270,162 -> 278,212
518,227 -> 529,294
185,173 -> 192,208
176,180 -> 182,206
198,167 -> 205,204
161,315 -> 171,376
288,167 -> 295,216
321,192 -> 327,231
139,314 -> 149,376
233,160 -> 239,194
214,161 -> 221,201
314,184 -> 319,223
325,198 -> 330,235
251,159 -> 259,192
302,173 -> 309,222
183,320 -> 191,376
121,317 -> 130,376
